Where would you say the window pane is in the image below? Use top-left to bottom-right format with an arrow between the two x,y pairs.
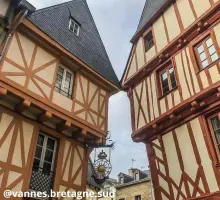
33,159 -> 40,169
161,72 -> 167,81
37,134 -> 44,146
45,150 -> 53,163
200,52 -> 207,62
211,53 -> 218,62
74,23 -> 79,29
206,38 -> 213,47
202,59 -> 209,68
145,32 -> 154,52
208,45 -> 216,55
162,86 -> 169,94
35,146 -> 43,159
58,67 -> 64,75
170,74 -> 177,89
214,130 -> 220,145
211,117 -> 220,131
47,138 -> 55,150
56,67 -> 64,90
197,45 -> 204,54
66,72 -> 72,81
43,162 -> 52,173
169,67 -> 174,74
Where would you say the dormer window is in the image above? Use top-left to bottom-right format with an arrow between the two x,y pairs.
69,19 -> 80,36
144,31 -> 154,52
135,173 -> 139,181
120,177 -> 124,184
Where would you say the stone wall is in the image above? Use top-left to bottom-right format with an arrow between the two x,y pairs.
116,181 -> 152,200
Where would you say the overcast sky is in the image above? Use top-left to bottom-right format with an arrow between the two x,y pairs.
27,0 -> 148,179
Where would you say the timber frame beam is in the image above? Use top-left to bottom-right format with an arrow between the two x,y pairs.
123,4 -> 220,89
0,82 -> 104,139
0,87 -> 7,99
15,99 -> 31,113
133,83 -> 220,142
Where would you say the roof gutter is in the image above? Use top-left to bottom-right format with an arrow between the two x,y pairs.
0,8 -> 29,63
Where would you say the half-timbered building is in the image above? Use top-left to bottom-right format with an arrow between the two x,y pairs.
122,0 -> 220,199
0,0 -> 119,198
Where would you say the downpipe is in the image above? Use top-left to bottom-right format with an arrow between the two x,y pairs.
0,9 -> 28,63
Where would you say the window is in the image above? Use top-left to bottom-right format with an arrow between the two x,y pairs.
135,195 -> 141,200
120,177 -> 124,184
160,66 -> 177,95
135,173 -> 139,181
195,36 -> 219,69
144,31 -> 154,52
30,133 -> 57,194
209,113 -> 220,159
33,133 -> 57,173
55,66 -> 74,99
69,19 -> 80,36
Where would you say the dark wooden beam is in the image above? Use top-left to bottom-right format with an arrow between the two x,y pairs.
72,129 -> 87,139
191,100 -> 206,112
15,99 -> 31,113
0,87 -> 7,99
57,120 -> 71,132
38,111 -> 52,122
217,87 -> 220,98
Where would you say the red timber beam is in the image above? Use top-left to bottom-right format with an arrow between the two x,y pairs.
123,4 -> 220,89
132,83 -> 220,142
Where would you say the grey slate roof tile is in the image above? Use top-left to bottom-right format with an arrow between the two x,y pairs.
135,0 -> 168,35
27,0 -> 119,87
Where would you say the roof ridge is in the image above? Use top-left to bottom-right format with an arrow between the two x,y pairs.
31,0 -> 84,15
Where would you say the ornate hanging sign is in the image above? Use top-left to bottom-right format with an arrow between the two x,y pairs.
89,132 -> 115,184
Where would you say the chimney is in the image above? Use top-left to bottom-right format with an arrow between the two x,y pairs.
128,168 -> 134,177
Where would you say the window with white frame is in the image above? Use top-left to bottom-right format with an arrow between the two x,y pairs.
120,177 -> 124,184
69,18 -> 80,36
33,133 -> 57,173
55,66 -> 74,99
135,172 -> 139,181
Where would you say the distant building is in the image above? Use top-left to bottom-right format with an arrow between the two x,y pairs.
99,178 -> 118,200
116,169 -> 153,200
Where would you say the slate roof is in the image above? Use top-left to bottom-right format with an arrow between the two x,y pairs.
27,0 -> 119,87
135,0 -> 168,36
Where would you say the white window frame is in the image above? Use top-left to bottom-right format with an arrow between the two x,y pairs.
34,133 -> 57,172
135,173 -> 139,181
55,65 -> 74,99
69,19 -> 80,36
120,177 -> 124,184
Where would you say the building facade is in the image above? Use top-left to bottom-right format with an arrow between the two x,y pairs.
122,0 -> 220,200
99,178 -> 118,200
116,168 -> 152,200
0,0 -> 119,199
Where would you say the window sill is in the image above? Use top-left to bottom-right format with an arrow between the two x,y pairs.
158,86 -> 178,100
197,58 -> 220,74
